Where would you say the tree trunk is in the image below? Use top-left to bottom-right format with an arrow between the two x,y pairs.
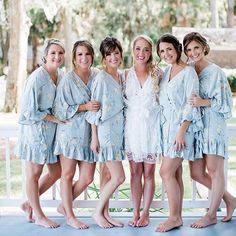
0,0 -> 10,75
31,33 -> 40,72
61,7 -> 73,71
210,0 -> 219,28
4,0 -> 30,112
227,0 -> 234,27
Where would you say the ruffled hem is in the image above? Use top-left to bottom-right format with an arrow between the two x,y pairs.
16,142 -> 58,164
126,151 -> 160,164
163,144 -> 196,161
54,141 -> 94,163
94,146 -> 125,162
202,140 -> 228,159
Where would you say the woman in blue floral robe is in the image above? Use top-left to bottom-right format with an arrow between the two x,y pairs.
53,40 -> 100,229
184,32 -> 235,228
86,37 -> 125,229
16,39 -> 65,228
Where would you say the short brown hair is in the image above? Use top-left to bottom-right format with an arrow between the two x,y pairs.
99,36 -> 123,62
72,40 -> 94,68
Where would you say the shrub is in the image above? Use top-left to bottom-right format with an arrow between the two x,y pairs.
222,69 -> 236,93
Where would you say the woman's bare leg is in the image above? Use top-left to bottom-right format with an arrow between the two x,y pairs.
25,161 -> 59,228
191,155 -> 225,228
137,162 -> 156,227
93,161 -> 125,228
60,156 -> 88,229
99,164 -> 124,227
21,162 -> 61,222
189,158 -> 236,223
128,161 -> 143,227
155,157 -> 183,232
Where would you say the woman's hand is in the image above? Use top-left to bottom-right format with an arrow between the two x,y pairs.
86,100 -> 100,112
188,94 -> 210,107
90,136 -> 100,154
174,129 -> 186,151
44,114 -> 66,124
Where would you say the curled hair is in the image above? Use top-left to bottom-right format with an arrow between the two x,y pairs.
132,35 -> 154,70
42,38 -> 65,64
156,34 -> 182,63
132,35 -> 162,97
183,32 -> 210,56
99,36 -> 123,62
72,40 -> 94,68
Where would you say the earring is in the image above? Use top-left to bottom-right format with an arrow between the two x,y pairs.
42,57 -> 47,64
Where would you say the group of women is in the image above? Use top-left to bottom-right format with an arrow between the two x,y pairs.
16,32 -> 236,232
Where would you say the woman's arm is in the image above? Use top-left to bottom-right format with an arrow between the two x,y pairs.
90,124 -> 100,154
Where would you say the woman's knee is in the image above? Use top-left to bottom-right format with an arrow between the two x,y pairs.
49,169 -> 61,181
159,166 -> 173,180
61,170 -> 74,181
189,168 -> 202,181
83,174 -> 94,186
112,173 -> 125,186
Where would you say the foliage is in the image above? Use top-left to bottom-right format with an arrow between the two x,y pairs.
227,74 -> 236,92
28,8 -> 58,42
223,68 -> 236,92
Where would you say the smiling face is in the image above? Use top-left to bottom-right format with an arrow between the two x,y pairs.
45,44 -> 65,69
158,42 -> 178,65
74,45 -> 93,70
133,38 -> 152,65
185,40 -> 205,63
103,47 -> 122,69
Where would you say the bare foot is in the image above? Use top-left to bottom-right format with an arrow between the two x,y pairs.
20,201 -> 34,223
190,214 -> 217,228
128,215 -> 140,227
92,213 -> 113,228
104,213 -> 124,227
156,218 -> 183,232
35,216 -> 60,228
222,198 -> 236,222
136,213 -> 149,227
67,216 -> 89,229
57,203 -> 66,216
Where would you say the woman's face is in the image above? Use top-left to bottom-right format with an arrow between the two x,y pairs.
45,44 -> 65,68
158,42 -> 178,65
74,45 -> 93,69
185,40 -> 205,63
133,38 -> 151,65
104,47 -> 122,69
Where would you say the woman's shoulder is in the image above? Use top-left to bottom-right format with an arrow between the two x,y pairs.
26,66 -> 48,86
201,63 -> 225,78
92,70 -> 107,85
184,65 -> 197,73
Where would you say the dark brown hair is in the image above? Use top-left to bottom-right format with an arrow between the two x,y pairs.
99,36 -> 123,62
156,34 -> 182,63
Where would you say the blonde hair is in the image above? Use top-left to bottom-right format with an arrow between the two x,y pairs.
132,35 -> 162,96
42,38 -> 65,64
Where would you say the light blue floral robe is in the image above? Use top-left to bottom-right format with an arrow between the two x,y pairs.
53,68 -> 99,162
16,66 -> 63,164
198,64 -> 232,158
159,65 -> 203,160
85,70 -> 125,162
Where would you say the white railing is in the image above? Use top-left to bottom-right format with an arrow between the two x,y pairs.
1,123 -> 236,210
